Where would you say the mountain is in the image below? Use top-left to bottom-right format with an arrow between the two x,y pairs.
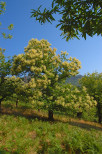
66,75 -> 83,86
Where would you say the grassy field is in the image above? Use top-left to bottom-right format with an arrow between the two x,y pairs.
0,101 -> 102,154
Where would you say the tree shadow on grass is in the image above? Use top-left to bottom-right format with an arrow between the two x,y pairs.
1,107 -> 102,131
68,120 -> 102,131
0,107 -> 48,121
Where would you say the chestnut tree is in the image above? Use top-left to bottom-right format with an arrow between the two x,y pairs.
12,38 -> 82,120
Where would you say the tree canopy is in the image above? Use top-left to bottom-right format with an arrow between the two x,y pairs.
79,72 -> 102,123
0,48 -> 12,80
0,48 -> 27,110
11,38 -> 96,120
53,82 -> 96,116
31,0 -> 102,41
0,48 -> 12,108
12,38 -> 82,119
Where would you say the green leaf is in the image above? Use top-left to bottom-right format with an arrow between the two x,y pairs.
8,24 -> 14,30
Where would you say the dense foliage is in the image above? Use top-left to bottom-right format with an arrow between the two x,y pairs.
80,72 -> 102,123
53,83 -> 96,116
0,49 -> 24,109
0,48 -> 12,108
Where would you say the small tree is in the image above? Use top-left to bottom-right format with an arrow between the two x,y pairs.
0,49 -> 20,110
12,38 -> 81,120
0,48 -> 11,109
0,76 -> 21,108
0,1 -> 13,39
79,72 -> 102,123
53,83 -> 97,117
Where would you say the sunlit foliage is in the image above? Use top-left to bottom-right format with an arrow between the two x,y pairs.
11,39 -> 97,120
31,0 -> 102,41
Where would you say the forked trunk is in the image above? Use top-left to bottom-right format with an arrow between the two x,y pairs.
48,110 -> 54,121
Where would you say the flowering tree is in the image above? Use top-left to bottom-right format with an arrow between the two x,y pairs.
53,83 -> 97,117
79,72 -> 102,123
0,76 -> 23,108
12,38 -> 81,120
0,49 -> 24,110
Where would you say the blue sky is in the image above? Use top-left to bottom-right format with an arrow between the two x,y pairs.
0,0 -> 102,75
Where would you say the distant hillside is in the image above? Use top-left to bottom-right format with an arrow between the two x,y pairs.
66,75 -> 83,86
22,74 -> 83,86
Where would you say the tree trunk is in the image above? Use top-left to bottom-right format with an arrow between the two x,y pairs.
16,98 -> 18,108
0,99 -> 2,113
98,115 -> 102,123
0,98 -> 4,113
1,76 -> 5,84
48,110 -> 54,121
77,112 -> 82,118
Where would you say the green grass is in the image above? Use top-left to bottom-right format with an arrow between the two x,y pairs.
0,114 -> 102,154
0,101 -> 102,153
